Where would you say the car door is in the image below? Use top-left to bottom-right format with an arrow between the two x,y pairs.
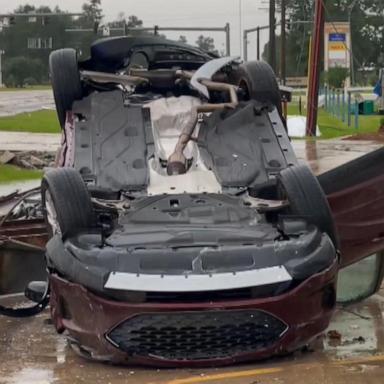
318,147 -> 384,303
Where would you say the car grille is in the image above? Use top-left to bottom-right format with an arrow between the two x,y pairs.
106,310 -> 287,361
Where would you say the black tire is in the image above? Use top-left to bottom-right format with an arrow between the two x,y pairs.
277,164 -> 338,247
231,61 -> 282,115
41,168 -> 94,238
49,48 -> 82,128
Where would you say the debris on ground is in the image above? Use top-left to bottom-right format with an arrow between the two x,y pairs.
0,150 -> 55,169
29,155 -> 45,167
327,329 -> 367,347
342,336 -> 366,346
0,151 -> 15,165
327,330 -> 342,340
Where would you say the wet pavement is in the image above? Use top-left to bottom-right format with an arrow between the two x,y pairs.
0,180 -> 40,199
1,135 -> 384,382
1,290 -> 384,383
0,90 -> 54,117
293,139 -> 382,174
0,132 -> 60,152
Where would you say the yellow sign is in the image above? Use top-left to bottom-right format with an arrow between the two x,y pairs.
329,42 -> 346,51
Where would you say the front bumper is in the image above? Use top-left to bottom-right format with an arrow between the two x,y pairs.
49,258 -> 338,367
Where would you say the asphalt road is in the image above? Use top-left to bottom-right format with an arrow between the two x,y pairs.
0,90 -> 54,117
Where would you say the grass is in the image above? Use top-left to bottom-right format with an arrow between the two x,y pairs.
0,85 -> 52,92
0,164 -> 42,183
287,103 -> 382,139
0,110 -> 60,133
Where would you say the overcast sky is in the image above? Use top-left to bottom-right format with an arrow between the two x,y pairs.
0,0 -> 272,58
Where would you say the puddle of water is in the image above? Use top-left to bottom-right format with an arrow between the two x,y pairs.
3,368 -> 55,384
292,140 -> 382,175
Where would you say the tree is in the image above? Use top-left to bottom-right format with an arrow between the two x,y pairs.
127,15 -> 143,28
14,5 -> 35,13
108,13 -> 144,33
0,4 -> 73,83
81,0 -> 103,24
195,35 -> 218,54
325,67 -> 349,88
178,35 -> 188,44
263,0 -> 313,77
68,0 -> 104,57
4,56 -> 45,87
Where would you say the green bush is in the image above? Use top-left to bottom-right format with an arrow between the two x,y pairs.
23,77 -> 38,87
4,56 -> 45,88
325,67 -> 349,89
4,74 -> 16,88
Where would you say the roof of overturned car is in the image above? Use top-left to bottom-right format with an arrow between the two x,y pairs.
1,35 -> 384,367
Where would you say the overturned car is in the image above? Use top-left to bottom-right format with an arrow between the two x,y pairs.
2,36 -> 384,367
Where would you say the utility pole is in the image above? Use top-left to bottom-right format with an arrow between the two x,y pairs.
347,0 -> 358,86
306,0 -> 325,136
269,0 -> 276,72
0,50 -> 4,87
280,0 -> 286,84
239,0 -> 243,58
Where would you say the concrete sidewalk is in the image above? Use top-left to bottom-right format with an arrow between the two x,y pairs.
0,131 -> 60,152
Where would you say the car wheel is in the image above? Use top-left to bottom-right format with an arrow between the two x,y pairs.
49,48 -> 82,128
277,164 -> 338,247
41,168 -> 94,238
231,61 -> 282,115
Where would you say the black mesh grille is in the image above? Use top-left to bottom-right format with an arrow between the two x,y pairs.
106,310 -> 287,361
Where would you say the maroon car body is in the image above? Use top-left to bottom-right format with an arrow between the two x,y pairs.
44,154 -> 384,367
49,261 -> 337,367
2,158 -> 383,366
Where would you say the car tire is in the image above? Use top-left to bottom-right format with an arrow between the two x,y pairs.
41,168 -> 94,238
277,164 -> 338,247
49,48 -> 82,128
231,61 -> 282,115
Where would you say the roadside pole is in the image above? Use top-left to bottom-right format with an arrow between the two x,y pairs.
0,50 -> 3,87
280,0 -> 286,84
269,0 -> 276,72
306,0 -> 325,136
